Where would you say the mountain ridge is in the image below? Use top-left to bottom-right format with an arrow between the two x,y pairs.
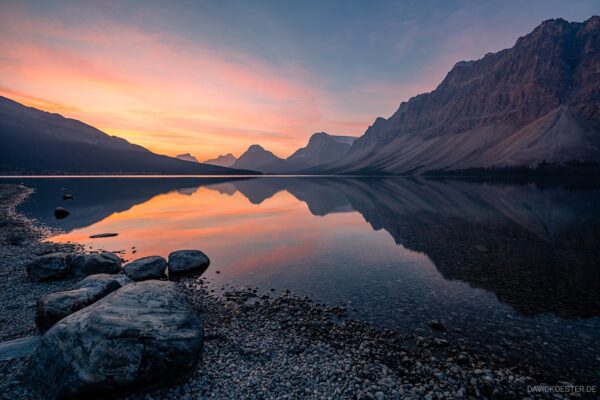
232,132 -> 357,173
0,96 -> 257,175
322,16 -> 600,174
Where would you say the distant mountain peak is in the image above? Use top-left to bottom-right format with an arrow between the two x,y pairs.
203,153 -> 237,167
175,153 -> 199,163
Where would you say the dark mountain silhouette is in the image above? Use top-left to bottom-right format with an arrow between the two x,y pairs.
203,153 -> 237,167
0,96 -> 257,175
231,144 -> 286,173
285,132 -> 356,172
323,16 -> 600,174
175,153 -> 199,163
231,133 -> 356,173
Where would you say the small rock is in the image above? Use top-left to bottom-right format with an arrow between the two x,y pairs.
54,207 -> 70,219
123,256 -> 167,281
428,320 -> 446,331
69,252 -> 121,277
26,253 -> 71,282
89,233 -> 119,238
168,250 -> 210,275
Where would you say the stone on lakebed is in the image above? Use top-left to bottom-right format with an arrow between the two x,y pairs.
28,281 -> 204,400
54,207 -> 70,219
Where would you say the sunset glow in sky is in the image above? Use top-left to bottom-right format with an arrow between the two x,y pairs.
1,0 -> 597,160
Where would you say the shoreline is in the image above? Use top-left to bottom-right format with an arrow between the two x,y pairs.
0,184 -> 578,399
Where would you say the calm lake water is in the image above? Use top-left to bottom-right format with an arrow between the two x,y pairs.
7,177 -> 600,384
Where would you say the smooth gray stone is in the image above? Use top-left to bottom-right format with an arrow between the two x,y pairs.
35,274 -> 132,331
28,281 -> 204,399
69,252 -> 121,277
26,253 -> 71,282
167,250 -> 210,275
123,256 -> 167,281
0,336 -> 40,361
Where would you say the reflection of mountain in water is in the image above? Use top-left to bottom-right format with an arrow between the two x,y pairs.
17,177 -> 600,318
228,178 -> 600,319
16,178 -> 249,231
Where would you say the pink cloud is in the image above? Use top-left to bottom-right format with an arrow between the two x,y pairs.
0,5 -> 425,159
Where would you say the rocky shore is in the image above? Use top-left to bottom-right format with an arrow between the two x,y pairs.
0,184 -> 578,399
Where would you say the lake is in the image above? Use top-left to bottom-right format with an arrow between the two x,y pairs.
7,176 -> 600,384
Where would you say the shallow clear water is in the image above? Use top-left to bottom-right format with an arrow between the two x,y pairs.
7,176 -> 600,384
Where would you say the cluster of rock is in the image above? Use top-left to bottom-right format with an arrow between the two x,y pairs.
26,249 -> 210,283
23,249 -> 209,399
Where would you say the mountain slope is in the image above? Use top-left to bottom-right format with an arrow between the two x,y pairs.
0,96 -> 256,175
325,16 -> 600,174
203,153 -> 237,167
285,132 -> 356,172
176,153 -> 199,163
231,133 -> 356,173
232,145 -> 285,173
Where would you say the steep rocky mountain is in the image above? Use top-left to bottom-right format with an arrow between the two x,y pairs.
231,144 -> 286,173
232,133 -> 356,173
203,153 -> 237,167
285,132 -> 356,171
175,153 -> 199,163
325,16 -> 600,174
0,96 -> 255,175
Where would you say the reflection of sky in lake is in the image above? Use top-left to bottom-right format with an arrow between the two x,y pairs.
11,177 -> 600,384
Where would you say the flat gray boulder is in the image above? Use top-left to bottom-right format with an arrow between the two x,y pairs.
168,250 -> 210,275
69,252 -> 121,277
35,274 -> 132,331
28,281 -> 204,399
26,253 -> 71,282
124,256 -> 167,281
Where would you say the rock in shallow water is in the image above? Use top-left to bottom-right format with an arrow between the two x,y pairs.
69,252 -> 121,277
53,207 -> 70,219
168,250 -> 210,275
35,273 -> 132,331
25,253 -> 71,282
124,255 -> 167,281
28,280 -> 204,399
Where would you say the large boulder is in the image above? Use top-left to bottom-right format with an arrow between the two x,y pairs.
123,256 -> 167,281
26,253 -> 71,282
35,274 -> 132,331
69,252 -> 121,277
28,281 -> 204,399
167,250 -> 210,275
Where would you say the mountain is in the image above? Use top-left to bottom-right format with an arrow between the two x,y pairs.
231,133 -> 356,173
175,153 -> 199,163
324,16 -> 600,175
285,132 -> 356,171
231,144 -> 285,173
0,96 -> 256,175
203,153 -> 237,167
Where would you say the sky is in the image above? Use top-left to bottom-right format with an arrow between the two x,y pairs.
0,1 -> 598,160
